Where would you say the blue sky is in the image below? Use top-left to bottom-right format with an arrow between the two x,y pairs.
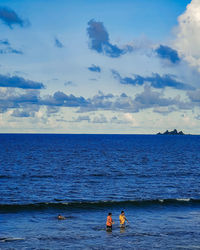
1,0 -> 200,134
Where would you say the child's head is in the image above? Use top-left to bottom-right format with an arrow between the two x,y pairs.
121,211 -> 124,215
108,212 -> 112,216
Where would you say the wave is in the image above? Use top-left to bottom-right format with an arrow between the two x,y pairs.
0,175 -> 54,179
0,237 -> 24,242
0,198 -> 200,212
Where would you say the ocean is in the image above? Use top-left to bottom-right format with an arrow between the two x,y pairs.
0,134 -> 200,249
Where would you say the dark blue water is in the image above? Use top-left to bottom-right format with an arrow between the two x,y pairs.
0,134 -> 200,249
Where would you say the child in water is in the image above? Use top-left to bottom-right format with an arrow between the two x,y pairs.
57,214 -> 66,220
106,212 -> 114,231
119,211 -> 129,227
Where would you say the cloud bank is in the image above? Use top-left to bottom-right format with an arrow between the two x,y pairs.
0,85 -> 194,119
112,70 -> 193,90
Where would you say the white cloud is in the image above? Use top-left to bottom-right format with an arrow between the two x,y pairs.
123,113 -> 139,126
174,0 -> 200,71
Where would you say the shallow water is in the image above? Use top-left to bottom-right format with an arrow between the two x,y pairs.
0,134 -> 200,249
1,202 -> 200,249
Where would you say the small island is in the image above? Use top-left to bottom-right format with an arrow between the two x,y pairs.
157,129 -> 185,135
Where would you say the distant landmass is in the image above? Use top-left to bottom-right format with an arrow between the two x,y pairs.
157,129 -> 185,135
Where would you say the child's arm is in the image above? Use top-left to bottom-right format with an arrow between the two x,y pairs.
125,217 -> 129,223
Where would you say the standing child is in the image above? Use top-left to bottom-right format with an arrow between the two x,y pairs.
119,211 -> 129,228
106,212 -> 114,231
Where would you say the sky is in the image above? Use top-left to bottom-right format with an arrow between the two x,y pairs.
1,0 -> 200,134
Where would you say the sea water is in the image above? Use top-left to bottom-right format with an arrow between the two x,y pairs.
0,134 -> 200,249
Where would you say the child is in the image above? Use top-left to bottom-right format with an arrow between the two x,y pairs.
106,212 -> 114,231
57,214 -> 66,220
119,211 -> 129,227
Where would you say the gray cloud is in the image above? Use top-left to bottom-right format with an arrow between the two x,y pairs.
0,74 -> 44,89
72,114 -> 133,124
87,19 -> 132,58
0,39 -> 10,45
72,114 -> 108,123
42,91 -> 89,107
155,45 -> 180,64
134,85 -> 177,108
77,91 -> 114,112
0,89 -> 40,113
46,106 -> 60,117
0,89 -> 89,114
54,38 -> 64,48
134,86 -> 193,112
0,7 -> 28,28
112,70 -> 193,90
0,84 -> 194,118
0,47 -> 23,54
187,89 -> 200,103
88,64 -> 101,73
0,39 -> 23,54
11,109 -> 35,118
77,88 -> 186,114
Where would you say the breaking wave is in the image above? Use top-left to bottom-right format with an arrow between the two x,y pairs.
0,198 -> 200,211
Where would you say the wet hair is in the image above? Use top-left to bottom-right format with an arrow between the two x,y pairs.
108,212 -> 112,216
121,211 -> 124,214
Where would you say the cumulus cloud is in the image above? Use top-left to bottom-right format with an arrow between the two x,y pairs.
0,90 -> 89,115
88,64 -> 101,73
78,91 -> 114,112
0,7 -> 28,28
78,87 -> 188,114
155,45 -> 180,64
174,0 -> 200,71
42,91 -> 89,107
134,85 -> 179,109
0,85 -> 194,118
112,70 -> 193,90
87,19 -> 132,58
0,74 -> 44,89
54,38 -> 64,48
0,89 -> 40,113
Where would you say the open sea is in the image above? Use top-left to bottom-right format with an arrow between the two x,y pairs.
0,134 -> 200,249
